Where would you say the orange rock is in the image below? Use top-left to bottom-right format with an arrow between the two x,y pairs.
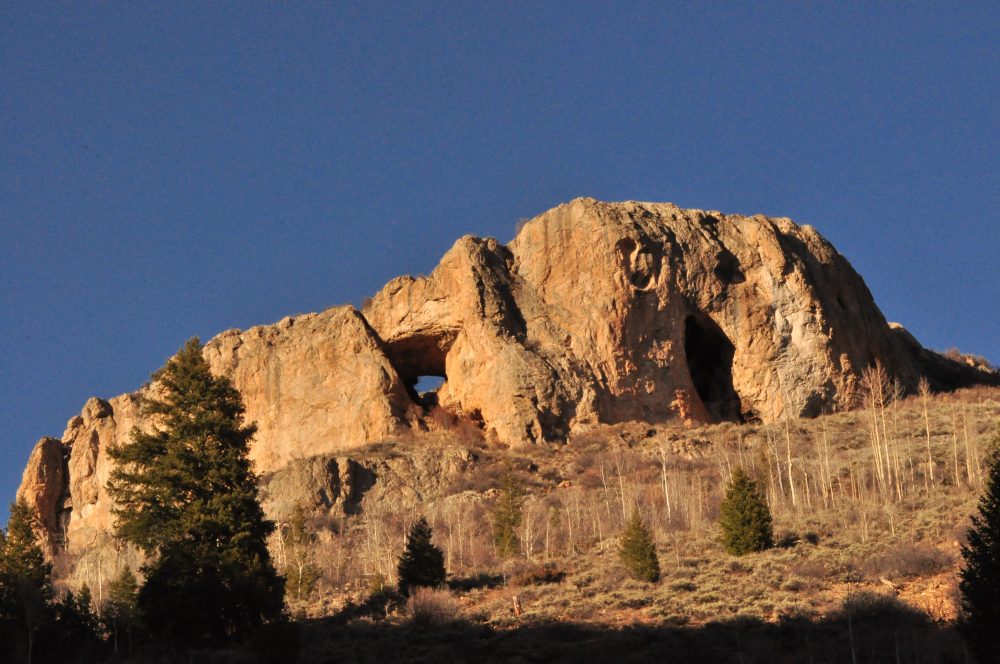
16,198 -> 997,578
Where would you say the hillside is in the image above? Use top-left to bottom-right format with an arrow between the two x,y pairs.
142,384 -> 1000,663
10,198 -> 1000,662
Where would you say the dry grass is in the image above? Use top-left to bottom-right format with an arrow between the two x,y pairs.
283,386 -> 1000,660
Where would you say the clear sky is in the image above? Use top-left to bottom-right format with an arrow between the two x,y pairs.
2,2 -> 998,524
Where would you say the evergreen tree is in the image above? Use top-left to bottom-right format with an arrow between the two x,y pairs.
103,567 -> 139,657
107,337 -> 284,644
282,503 -> 321,604
46,585 -> 103,663
719,468 -> 774,556
618,509 -> 660,582
492,471 -> 524,559
397,516 -> 446,596
960,429 -> 1000,662
70,583 -> 98,642
0,499 -> 53,664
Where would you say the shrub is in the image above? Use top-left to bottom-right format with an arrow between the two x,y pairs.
507,562 -> 566,587
839,591 -> 927,625
618,509 -> 660,582
406,587 -> 460,627
864,543 -> 951,579
719,468 -> 773,556
788,559 -> 828,579
368,571 -> 388,595
776,531 -> 800,549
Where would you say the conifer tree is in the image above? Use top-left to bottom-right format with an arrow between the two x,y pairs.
397,516 -> 446,596
618,509 -> 660,582
719,468 -> 774,556
282,503 -> 321,604
0,499 -> 53,664
71,583 -> 98,641
107,337 -> 284,644
492,471 -> 524,559
960,428 -> 1000,662
49,584 -> 102,662
104,567 -> 139,656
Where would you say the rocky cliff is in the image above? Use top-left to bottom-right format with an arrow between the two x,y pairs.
16,198 -> 997,576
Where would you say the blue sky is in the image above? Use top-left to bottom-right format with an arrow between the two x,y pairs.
2,2 -> 998,524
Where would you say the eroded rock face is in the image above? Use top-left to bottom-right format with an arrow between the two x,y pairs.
20,306 -> 418,562
15,198 -> 997,575
16,437 -> 66,554
364,198 -> 991,443
259,445 -> 478,521
201,307 -> 419,471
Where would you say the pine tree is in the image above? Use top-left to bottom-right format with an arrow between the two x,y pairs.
492,471 -> 524,559
960,428 -> 1000,661
397,516 -> 446,596
107,337 -> 284,644
0,499 -> 53,664
618,509 -> 660,582
719,468 -> 774,556
72,583 -> 98,641
282,503 -> 321,604
48,585 -> 102,662
104,567 -> 139,657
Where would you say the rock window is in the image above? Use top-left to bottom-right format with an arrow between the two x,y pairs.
381,332 -> 451,410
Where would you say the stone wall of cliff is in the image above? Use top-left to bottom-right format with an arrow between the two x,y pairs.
16,198 -> 997,576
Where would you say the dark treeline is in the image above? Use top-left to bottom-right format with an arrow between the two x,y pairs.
0,498 -> 132,663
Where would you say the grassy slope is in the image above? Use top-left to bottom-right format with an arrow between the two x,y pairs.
149,386 -> 999,663
256,386 -> 999,663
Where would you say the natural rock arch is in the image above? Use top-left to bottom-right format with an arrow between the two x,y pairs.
381,332 -> 451,410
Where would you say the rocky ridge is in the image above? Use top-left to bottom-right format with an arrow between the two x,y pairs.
16,198 -> 997,578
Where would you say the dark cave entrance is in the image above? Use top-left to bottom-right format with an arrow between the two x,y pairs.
382,333 -> 451,411
683,313 -> 744,423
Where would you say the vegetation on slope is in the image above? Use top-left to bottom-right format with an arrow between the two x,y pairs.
277,382 -> 1000,662
7,372 -> 1000,662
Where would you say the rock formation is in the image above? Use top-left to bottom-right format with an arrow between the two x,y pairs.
15,198 -> 997,574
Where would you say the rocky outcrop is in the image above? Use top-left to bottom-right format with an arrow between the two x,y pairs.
259,445 -> 478,520
364,198 -> 995,443
19,307 -> 420,560
16,437 -> 66,554
15,198 -> 997,574
201,307 -> 419,471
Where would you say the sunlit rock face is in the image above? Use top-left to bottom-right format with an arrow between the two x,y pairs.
365,197 -> 989,443
17,197 -> 997,576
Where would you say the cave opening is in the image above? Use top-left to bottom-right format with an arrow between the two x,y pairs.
382,333 -> 451,411
683,313 -> 744,423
